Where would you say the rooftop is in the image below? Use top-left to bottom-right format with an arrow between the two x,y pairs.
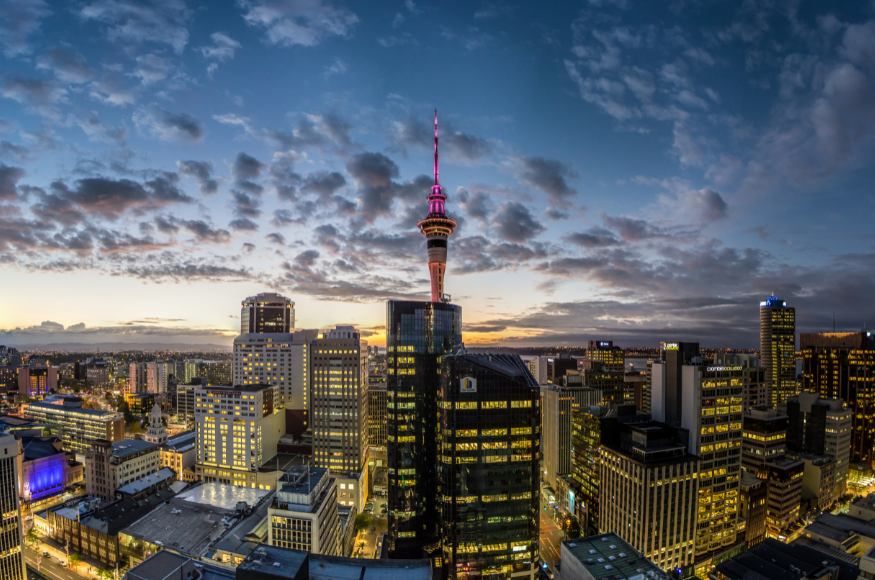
237,544 -> 432,580
112,439 -> 158,459
194,384 -> 275,393
116,468 -> 177,496
713,538 -> 858,580
20,435 -> 63,460
803,513 -> 875,543
561,534 -> 669,580
162,430 -> 196,452
25,401 -> 118,418
177,481 -> 270,511
123,550 -> 235,580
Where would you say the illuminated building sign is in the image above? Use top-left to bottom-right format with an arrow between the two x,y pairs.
664,343 -> 679,350
460,377 -> 477,393
209,390 -> 240,397
599,342 -> 609,347
706,366 -> 742,372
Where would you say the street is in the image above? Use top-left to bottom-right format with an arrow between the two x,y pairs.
539,496 -> 565,574
23,535 -> 108,580
354,496 -> 388,558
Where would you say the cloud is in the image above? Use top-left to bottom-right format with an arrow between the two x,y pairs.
240,0 -> 359,48
324,57 -> 347,77
233,152 -> 266,181
564,228 -> 622,248
177,160 -> 218,195
133,104 -> 203,143
1,76 -> 66,118
132,54 -> 172,84
456,187 -> 492,222
179,219 -> 231,244
0,164 -> 25,200
79,0 -> 191,54
201,31 -> 241,75
70,111 -> 128,144
0,0 -> 50,57
266,232 -> 286,245
377,34 -> 417,48
267,112 -> 353,151
230,217 -> 259,231
391,115 -> 493,162
36,47 -> 95,83
518,156 -> 578,205
492,201 -> 545,243
688,188 -> 727,222
301,170 -> 347,197
231,191 -> 261,218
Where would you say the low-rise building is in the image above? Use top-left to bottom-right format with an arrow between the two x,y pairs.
18,435 -> 71,502
160,430 -> 196,481
708,538 -> 858,580
268,466 -> 341,556
849,494 -> 875,521
125,393 -> 155,415
797,513 -> 875,557
556,533 -> 670,580
85,439 -> 161,502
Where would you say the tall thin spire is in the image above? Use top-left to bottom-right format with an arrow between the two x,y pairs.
434,109 -> 439,188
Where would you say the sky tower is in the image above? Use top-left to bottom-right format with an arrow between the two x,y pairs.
417,110 -> 457,302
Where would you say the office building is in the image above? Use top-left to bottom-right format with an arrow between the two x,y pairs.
563,363 -> 625,405
194,384 -> 285,488
519,356 -> 548,385
386,299 -> 462,559
125,392 -> 155,415
556,534 -> 670,580
712,352 -> 766,412
241,292 -> 295,334
741,407 -> 787,478
268,466 -> 341,555
569,404 -> 645,535
651,347 -> 744,567
232,329 -> 318,439
797,454 -> 837,512
311,326 -> 368,474
182,359 -> 231,385
22,400 -> 124,454
547,354 -> 578,385
599,420 -> 699,575
784,391 -> 852,497
0,365 -> 18,392
542,385 -> 601,489
18,365 -> 57,397
739,470 -> 768,547
760,295 -> 797,406
85,439 -> 160,502
368,382 -> 387,447
128,362 -> 148,394
624,371 -> 646,409
439,354 -> 540,580
765,458 -> 803,539
0,432 -> 25,580
711,538 -> 858,580
586,340 -> 625,372
80,359 -> 111,387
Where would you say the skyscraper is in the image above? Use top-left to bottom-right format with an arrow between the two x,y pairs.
759,295 -> 796,406
0,432 -> 25,580
417,111 -> 457,302
439,354 -> 540,580
386,300 -> 462,559
586,340 -> 624,372
311,326 -> 369,474
800,331 -> 874,463
240,292 -> 295,334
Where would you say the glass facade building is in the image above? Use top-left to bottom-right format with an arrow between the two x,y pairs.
759,295 -> 796,407
439,354 -> 540,580
386,300 -> 462,560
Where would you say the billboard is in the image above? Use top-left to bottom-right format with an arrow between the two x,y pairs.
460,377 -> 477,393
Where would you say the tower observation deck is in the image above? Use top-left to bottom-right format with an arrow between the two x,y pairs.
416,110 -> 457,302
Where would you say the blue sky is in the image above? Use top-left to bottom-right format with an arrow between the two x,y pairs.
1,0 -> 874,348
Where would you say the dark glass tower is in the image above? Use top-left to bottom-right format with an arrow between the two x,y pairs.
240,292 -> 295,334
439,354 -> 540,580
387,300 -> 462,560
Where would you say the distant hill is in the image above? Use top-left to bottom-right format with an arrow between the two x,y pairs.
16,342 -> 232,352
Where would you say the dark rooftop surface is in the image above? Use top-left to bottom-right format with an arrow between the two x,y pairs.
21,435 -> 63,460
112,439 -> 158,458
712,538 -> 859,580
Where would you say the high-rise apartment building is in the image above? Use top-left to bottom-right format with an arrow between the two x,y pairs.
18,365 -> 57,397
712,352 -> 766,412
193,384 -> 284,488
146,361 -> 173,394
386,300 -> 462,560
541,385 -> 601,489
439,354 -> 540,580
739,471 -> 767,547
232,328 -> 317,439
760,295 -> 796,406
240,292 -> 295,334
651,347 -> 744,568
268,466 -> 341,555
800,331 -> 874,463
586,340 -> 624,372
128,362 -> 148,394
562,363 -> 625,405
311,326 -> 368,474
182,360 -> 231,385
599,420 -> 699,575
741,407 -> 787,478
368,382 -> 387,448
0,432 -> 25,580
519,356 -> 548,385
764,458 -> 803,538
784,391 -> 852,498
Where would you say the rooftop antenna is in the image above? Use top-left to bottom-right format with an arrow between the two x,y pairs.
433,108 -> 439,189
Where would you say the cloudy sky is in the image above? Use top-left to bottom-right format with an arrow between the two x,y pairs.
1,0 -> 874,349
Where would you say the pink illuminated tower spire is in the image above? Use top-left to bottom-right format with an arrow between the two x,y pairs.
417,110 -> 457,302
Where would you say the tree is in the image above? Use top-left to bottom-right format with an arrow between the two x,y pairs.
355,513 -> 371,532
96,567 -> 114,580
69,551 -> 83,570
26,526 -> 39,549
129,422 -> 142,435
562,515 -> 581,540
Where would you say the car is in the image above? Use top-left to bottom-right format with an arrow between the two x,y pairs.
58,559 -> 65,565
43,551 -> 49,557
370,526 -> 376,532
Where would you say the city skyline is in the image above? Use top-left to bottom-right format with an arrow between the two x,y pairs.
2,0 -> 875,348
